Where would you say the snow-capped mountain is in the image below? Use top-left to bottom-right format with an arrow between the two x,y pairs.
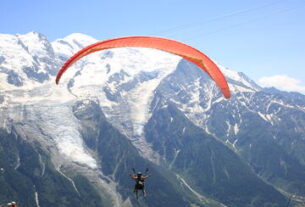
0,31 -> 257,164
1,31 -> 305,207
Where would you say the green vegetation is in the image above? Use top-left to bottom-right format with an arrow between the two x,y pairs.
0,129 -> 105,207
145,103 -> 288,207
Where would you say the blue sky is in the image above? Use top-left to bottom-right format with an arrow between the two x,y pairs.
1,0 -> 305,93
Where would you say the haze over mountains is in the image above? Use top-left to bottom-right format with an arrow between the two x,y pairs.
1,32 -> 305,207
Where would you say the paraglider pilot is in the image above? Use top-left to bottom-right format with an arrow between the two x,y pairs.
129,170 -> 151,199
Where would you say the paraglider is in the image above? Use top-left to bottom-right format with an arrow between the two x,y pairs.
55,36 -> 231,199
55,36 -> 231,99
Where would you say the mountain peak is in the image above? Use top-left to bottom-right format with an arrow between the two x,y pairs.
51,33 -> 97,58
17,31 -> 47,40
59,33 -> 97,45
218,65 -> 261,93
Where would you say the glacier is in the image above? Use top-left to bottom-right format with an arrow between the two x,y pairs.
0,31 -> 265,167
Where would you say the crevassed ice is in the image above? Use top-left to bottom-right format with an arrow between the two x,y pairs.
28,105 -> 97,169
68,48 -> 181,138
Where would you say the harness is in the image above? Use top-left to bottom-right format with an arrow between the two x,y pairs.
135,177 -> 145,189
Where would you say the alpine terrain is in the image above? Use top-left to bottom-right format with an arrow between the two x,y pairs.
1,32 -> 305,207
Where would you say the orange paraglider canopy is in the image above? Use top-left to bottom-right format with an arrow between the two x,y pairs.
55,36 -> 231,98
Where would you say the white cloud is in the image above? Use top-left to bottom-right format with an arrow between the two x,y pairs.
258,75 -> 305,94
